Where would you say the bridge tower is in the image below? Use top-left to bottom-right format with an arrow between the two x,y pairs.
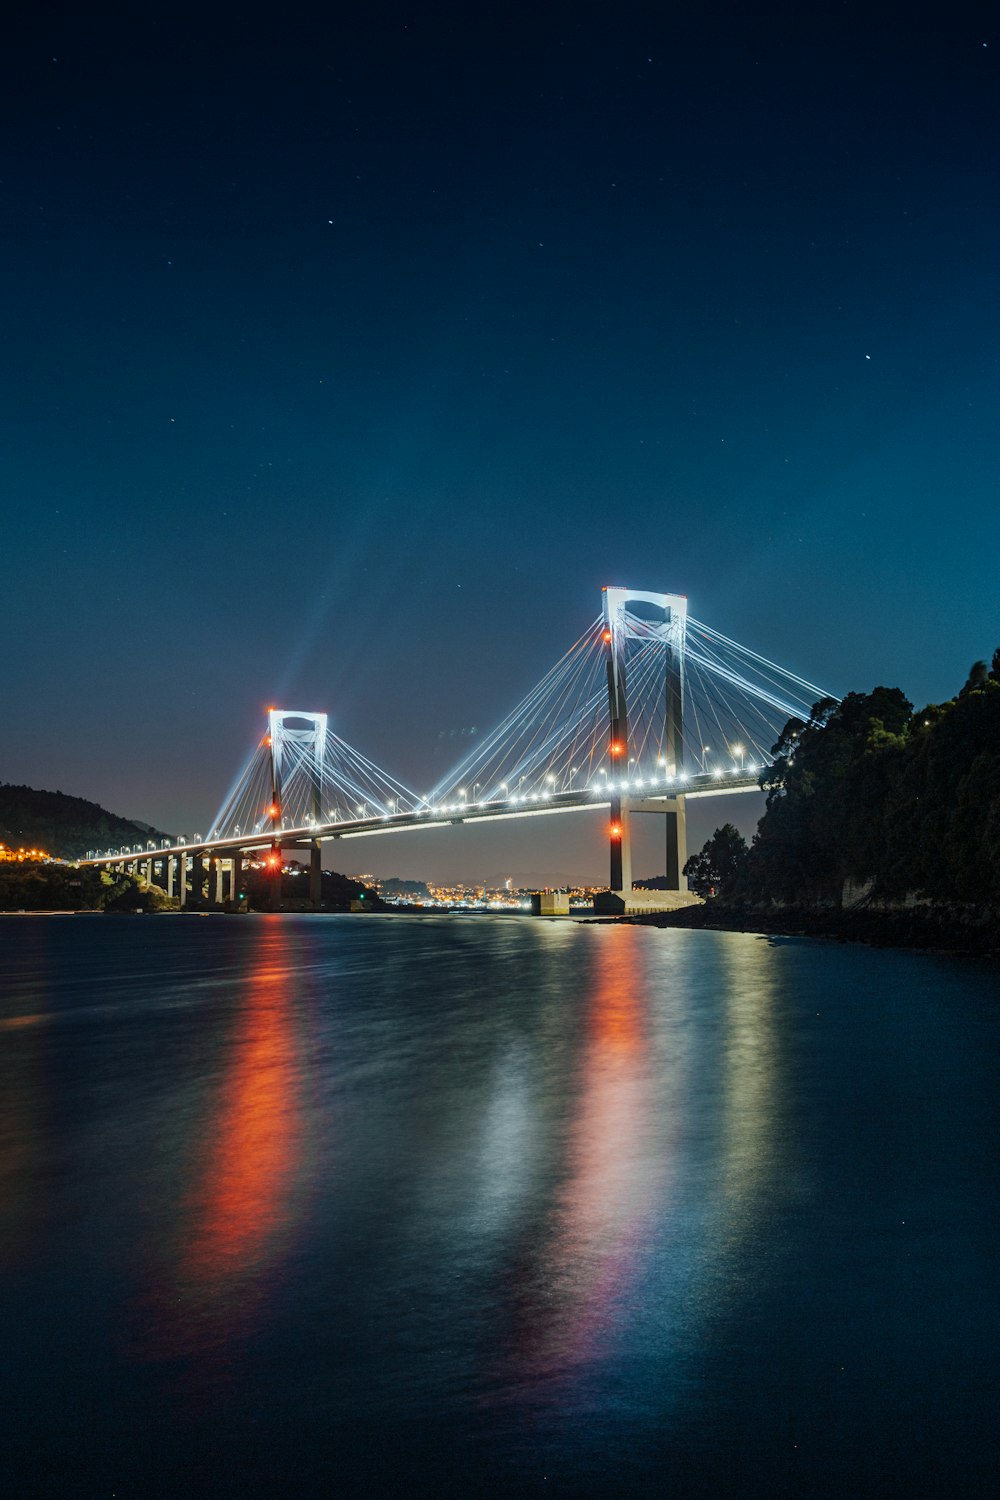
267,709 -> 328,907
602,586 -> 688,897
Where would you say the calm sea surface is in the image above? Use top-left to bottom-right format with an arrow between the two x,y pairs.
1,913 -> 998,1498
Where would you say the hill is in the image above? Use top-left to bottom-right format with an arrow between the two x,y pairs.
0,783 -> 172,861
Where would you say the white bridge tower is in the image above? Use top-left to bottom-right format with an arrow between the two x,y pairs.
267,709 -> 328,906
602,586 -> 688,898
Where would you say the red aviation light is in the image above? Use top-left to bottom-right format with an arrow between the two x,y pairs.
602,628 -> 612,643
609,823 -> 622,839
269,803 -> 280,818
267,853 -> 280,869
609,741 -> 624,757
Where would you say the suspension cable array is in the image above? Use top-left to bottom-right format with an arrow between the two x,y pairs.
203,604 -> 837,841
208,725 -> 420,841
426,613 -> 834,809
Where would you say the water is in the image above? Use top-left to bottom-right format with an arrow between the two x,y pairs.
1,914 -> 998,1499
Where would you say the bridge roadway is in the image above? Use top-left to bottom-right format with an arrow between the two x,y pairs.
80,768 -> 764,868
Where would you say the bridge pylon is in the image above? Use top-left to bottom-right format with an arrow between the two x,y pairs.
267,709 -> 328,909
601,586 -> 689,900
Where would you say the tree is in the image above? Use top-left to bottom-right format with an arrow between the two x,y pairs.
738,656 -> 1000,910
960,660 -> 989,696
743,687 -> 914,903
683,823 -> 748,898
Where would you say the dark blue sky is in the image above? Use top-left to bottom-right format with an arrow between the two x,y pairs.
3,3 -> 998,881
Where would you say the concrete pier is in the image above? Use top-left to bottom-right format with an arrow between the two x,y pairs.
593,888 -> 701,916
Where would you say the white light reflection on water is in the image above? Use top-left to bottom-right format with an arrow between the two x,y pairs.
485,925 -> 784,1422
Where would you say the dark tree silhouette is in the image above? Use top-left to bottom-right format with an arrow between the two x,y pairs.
735,656 -> 1000,909
683,823 -> 748,897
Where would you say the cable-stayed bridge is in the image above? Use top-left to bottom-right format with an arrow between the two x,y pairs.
82,586 -> 835,912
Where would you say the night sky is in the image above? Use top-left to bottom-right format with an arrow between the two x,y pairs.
3,4 -> 998,883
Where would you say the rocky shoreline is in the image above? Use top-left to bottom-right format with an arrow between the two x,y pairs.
621,899 -> 1000,956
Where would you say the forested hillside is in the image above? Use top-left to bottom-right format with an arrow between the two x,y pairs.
736,650 -> 1000,908
0,783 -> 170,860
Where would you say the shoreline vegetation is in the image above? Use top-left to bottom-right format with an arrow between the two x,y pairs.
0,861 -> 381,914
660,648 -> 1000,955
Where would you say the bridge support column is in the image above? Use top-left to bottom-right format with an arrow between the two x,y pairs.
190,853 -> 205,907
166,857 -> 175,898
176,854 -> 186,907
269,843 -> 282,911
310,839 -> 322,909
599,795 -> 695,912
610,794 -> 633,894
230,853 -> 242,905
665,797 -> 688,891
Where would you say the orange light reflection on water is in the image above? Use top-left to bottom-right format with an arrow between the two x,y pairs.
510,927 -> 664,1383
139,921 -> 305,1361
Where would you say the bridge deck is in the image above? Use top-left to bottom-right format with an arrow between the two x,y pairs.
80,770 -> 764,866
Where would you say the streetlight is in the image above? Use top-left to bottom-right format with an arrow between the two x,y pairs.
701,745 -> 711,772
731,743 -> 745,770
500,781 -> 509,799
